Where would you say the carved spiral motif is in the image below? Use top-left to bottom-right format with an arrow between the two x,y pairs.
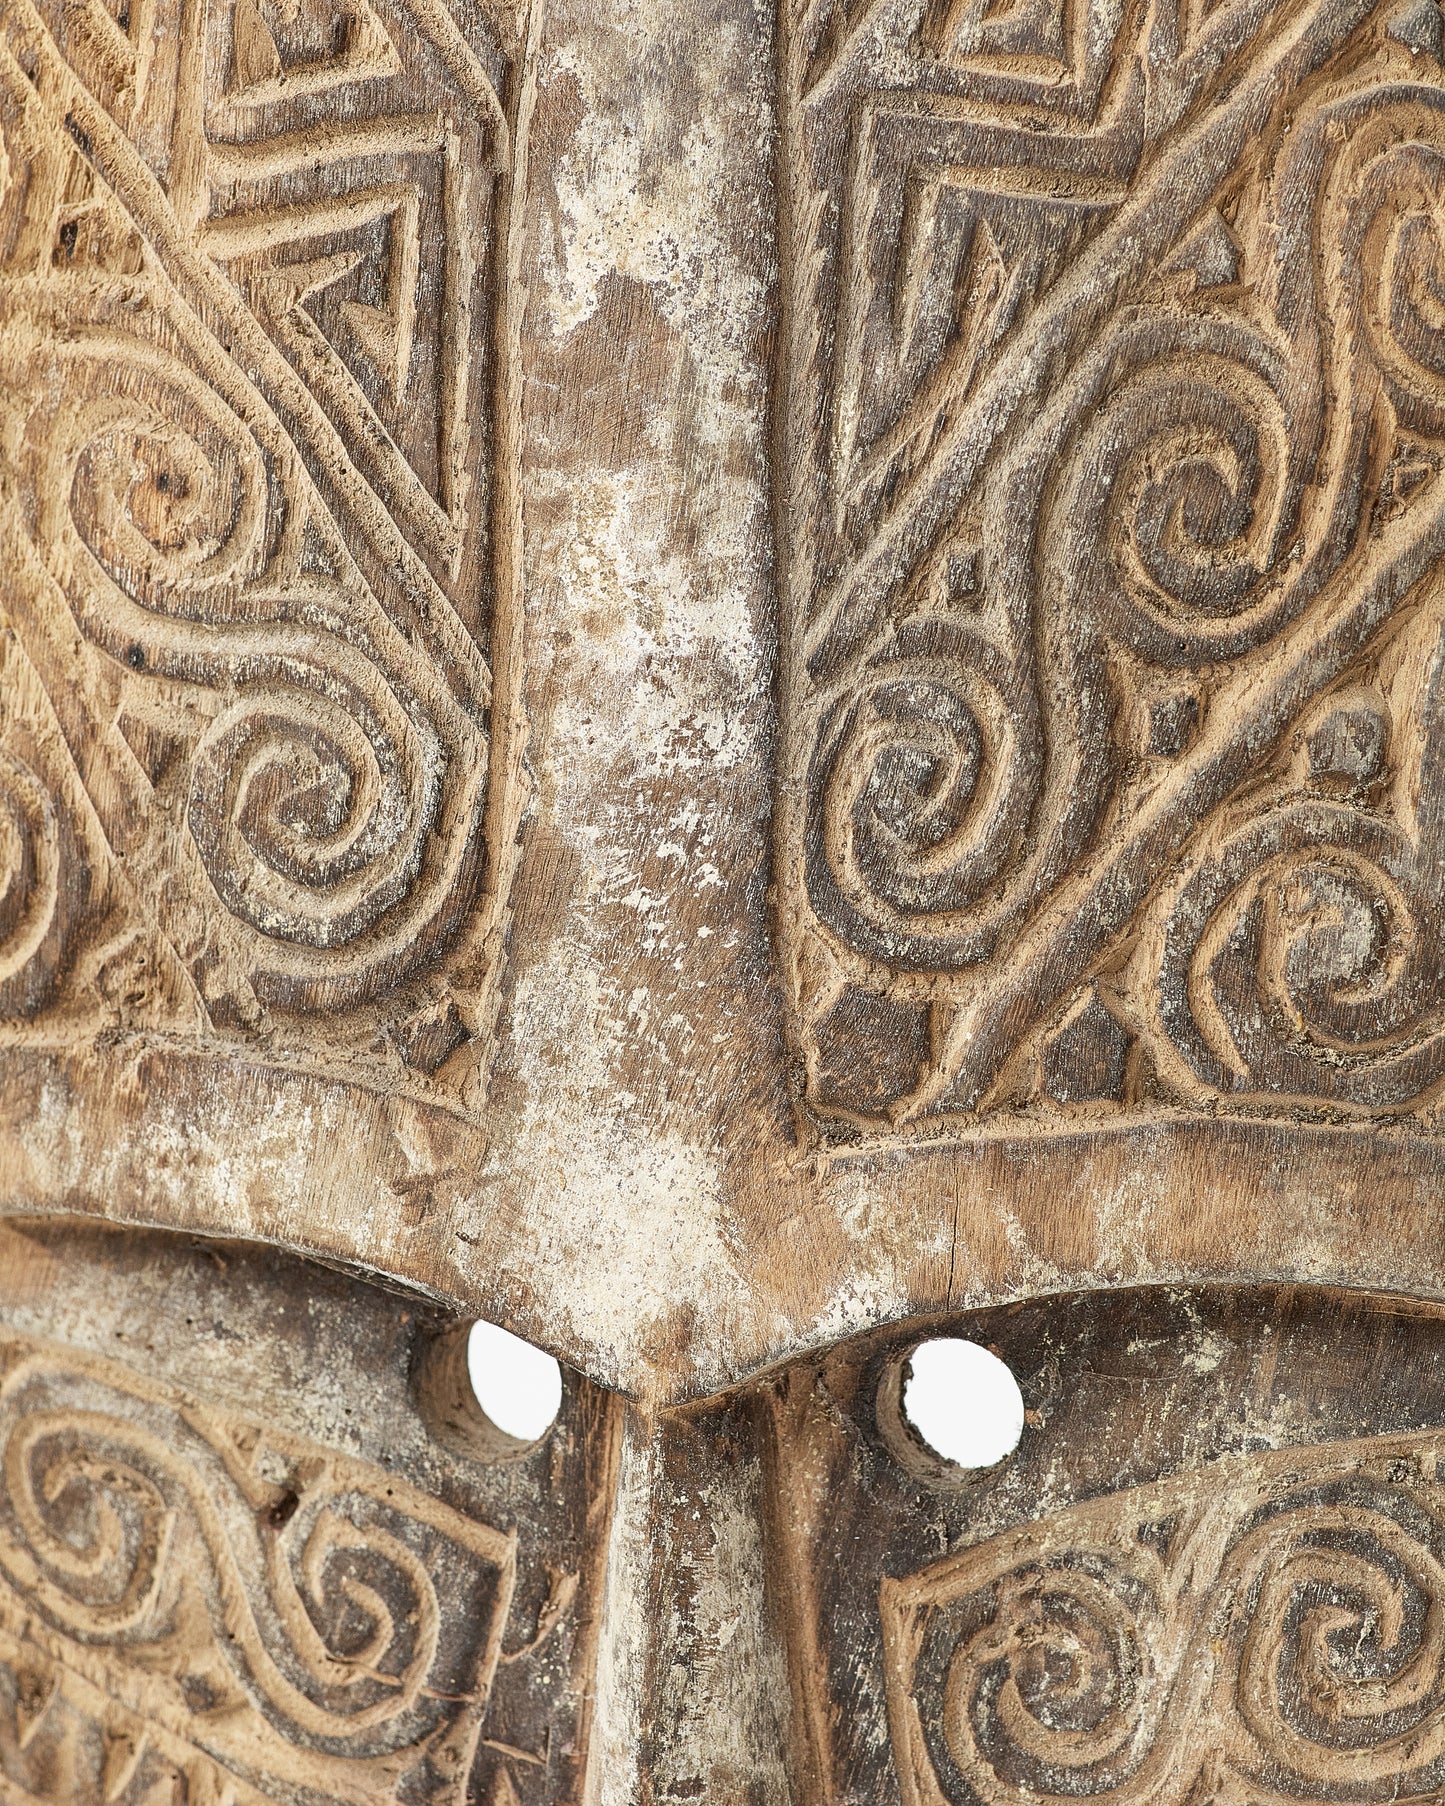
793,37 -> 1445,1124
0,1348 -> 512,1764
1155,630 -> 1445,1107
4,1412 -> 173,1637
807,619 -> 1041,966
0,749 -> 60,994
66,381 -> 269,606
1356,135 -> 1445,440
1202,842 -> 1410,1042
1229,1498 -> 1445,1781
805,311 -> 1313,984
187,668 -> 433,951
822,661 -> 1018,919
282,1506 -> 442,1709
1045,330 -> 1303,667
1250,850 -> 1406,1038
1157,816 -> 1445,1106
928,1557 -> 1162,1800
886,1439 -> 1445,1806
1130,93 -> 1445,1113
24,330 -> 476,999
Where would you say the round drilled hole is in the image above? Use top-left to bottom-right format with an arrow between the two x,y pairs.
466,1319 -> 562,1446
413,1318 -> 563,1461
899,1338 -> 1024,1470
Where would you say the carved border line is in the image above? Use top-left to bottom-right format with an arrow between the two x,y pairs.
0,1332 -> 520,1806
880,1426 -> 1445,1806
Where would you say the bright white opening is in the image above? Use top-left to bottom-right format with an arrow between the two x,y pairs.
465,1320 -> 563,1445
902,1338 -> 1024,1469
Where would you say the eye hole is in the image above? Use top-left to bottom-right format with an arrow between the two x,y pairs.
900,1338 -> 1024,1470
414,1317 -> 564,1461
466,1319 -> 563,1446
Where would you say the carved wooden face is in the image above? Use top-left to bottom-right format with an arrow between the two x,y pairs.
8,0 -> 1445,1783
2,1239 -> 1445,1803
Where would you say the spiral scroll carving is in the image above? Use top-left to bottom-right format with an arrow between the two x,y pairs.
0,750 -> 60,999
1229,1499 -> 1445,1779
1155,812 -> 1445,1109
0,0 -> 525,1080
0,1336 -> 516,1803
1124,91 -> 1445,1115
13,321 -> 484,1008
882,1433 -> 1445,1806
808,621 -> 1039,966
803,307 -> 1319,981
1149,579 -> 1445,1109
1043,333 -> 1305,664
935,1557 -> 1163,1800
1355,131 -> 1445,442
782,0 -> 1445,1130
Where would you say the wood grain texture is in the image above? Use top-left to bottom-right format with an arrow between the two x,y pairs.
775,0 -> 1445,1141
18,0 -> 1445,1778
0,0 -> 534,1105
759,1285 -> 1445,1806
6,1251 -> 1445,1799
0,1219 -> 623,1806
10,0 -> 1445,1411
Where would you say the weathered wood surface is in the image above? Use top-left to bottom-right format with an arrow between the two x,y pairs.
8,0 -> 1445,1398
0,1219 -> 623,1806
11,0 -> 1445,1786
2,1235 -> 1441,1802
759,1284 -> 1445,1806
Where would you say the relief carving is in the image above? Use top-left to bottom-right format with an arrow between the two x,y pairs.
0,1224 -> 624,1806
774,0 -> 1445,1140
0,1333 -> 518,1805
757,1288 -> 1445,1806
0,0 -> 533,1107
884,1430 -> 1445,1806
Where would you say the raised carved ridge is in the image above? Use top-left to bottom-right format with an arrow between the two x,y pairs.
774,0 -> 1445,1142
882,1428 -> 1445,1806
0,0 -> 535,1110
0,1331 -> 518,1805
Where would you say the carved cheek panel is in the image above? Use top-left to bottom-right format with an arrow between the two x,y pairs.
0,1224 -> 621,1806
759,1288 -> 1445,1806
0,0 -> 530,1103
886,1442 -> 1445,1806
0,1347 -> 515,1804
774,0 -> 1445,1140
